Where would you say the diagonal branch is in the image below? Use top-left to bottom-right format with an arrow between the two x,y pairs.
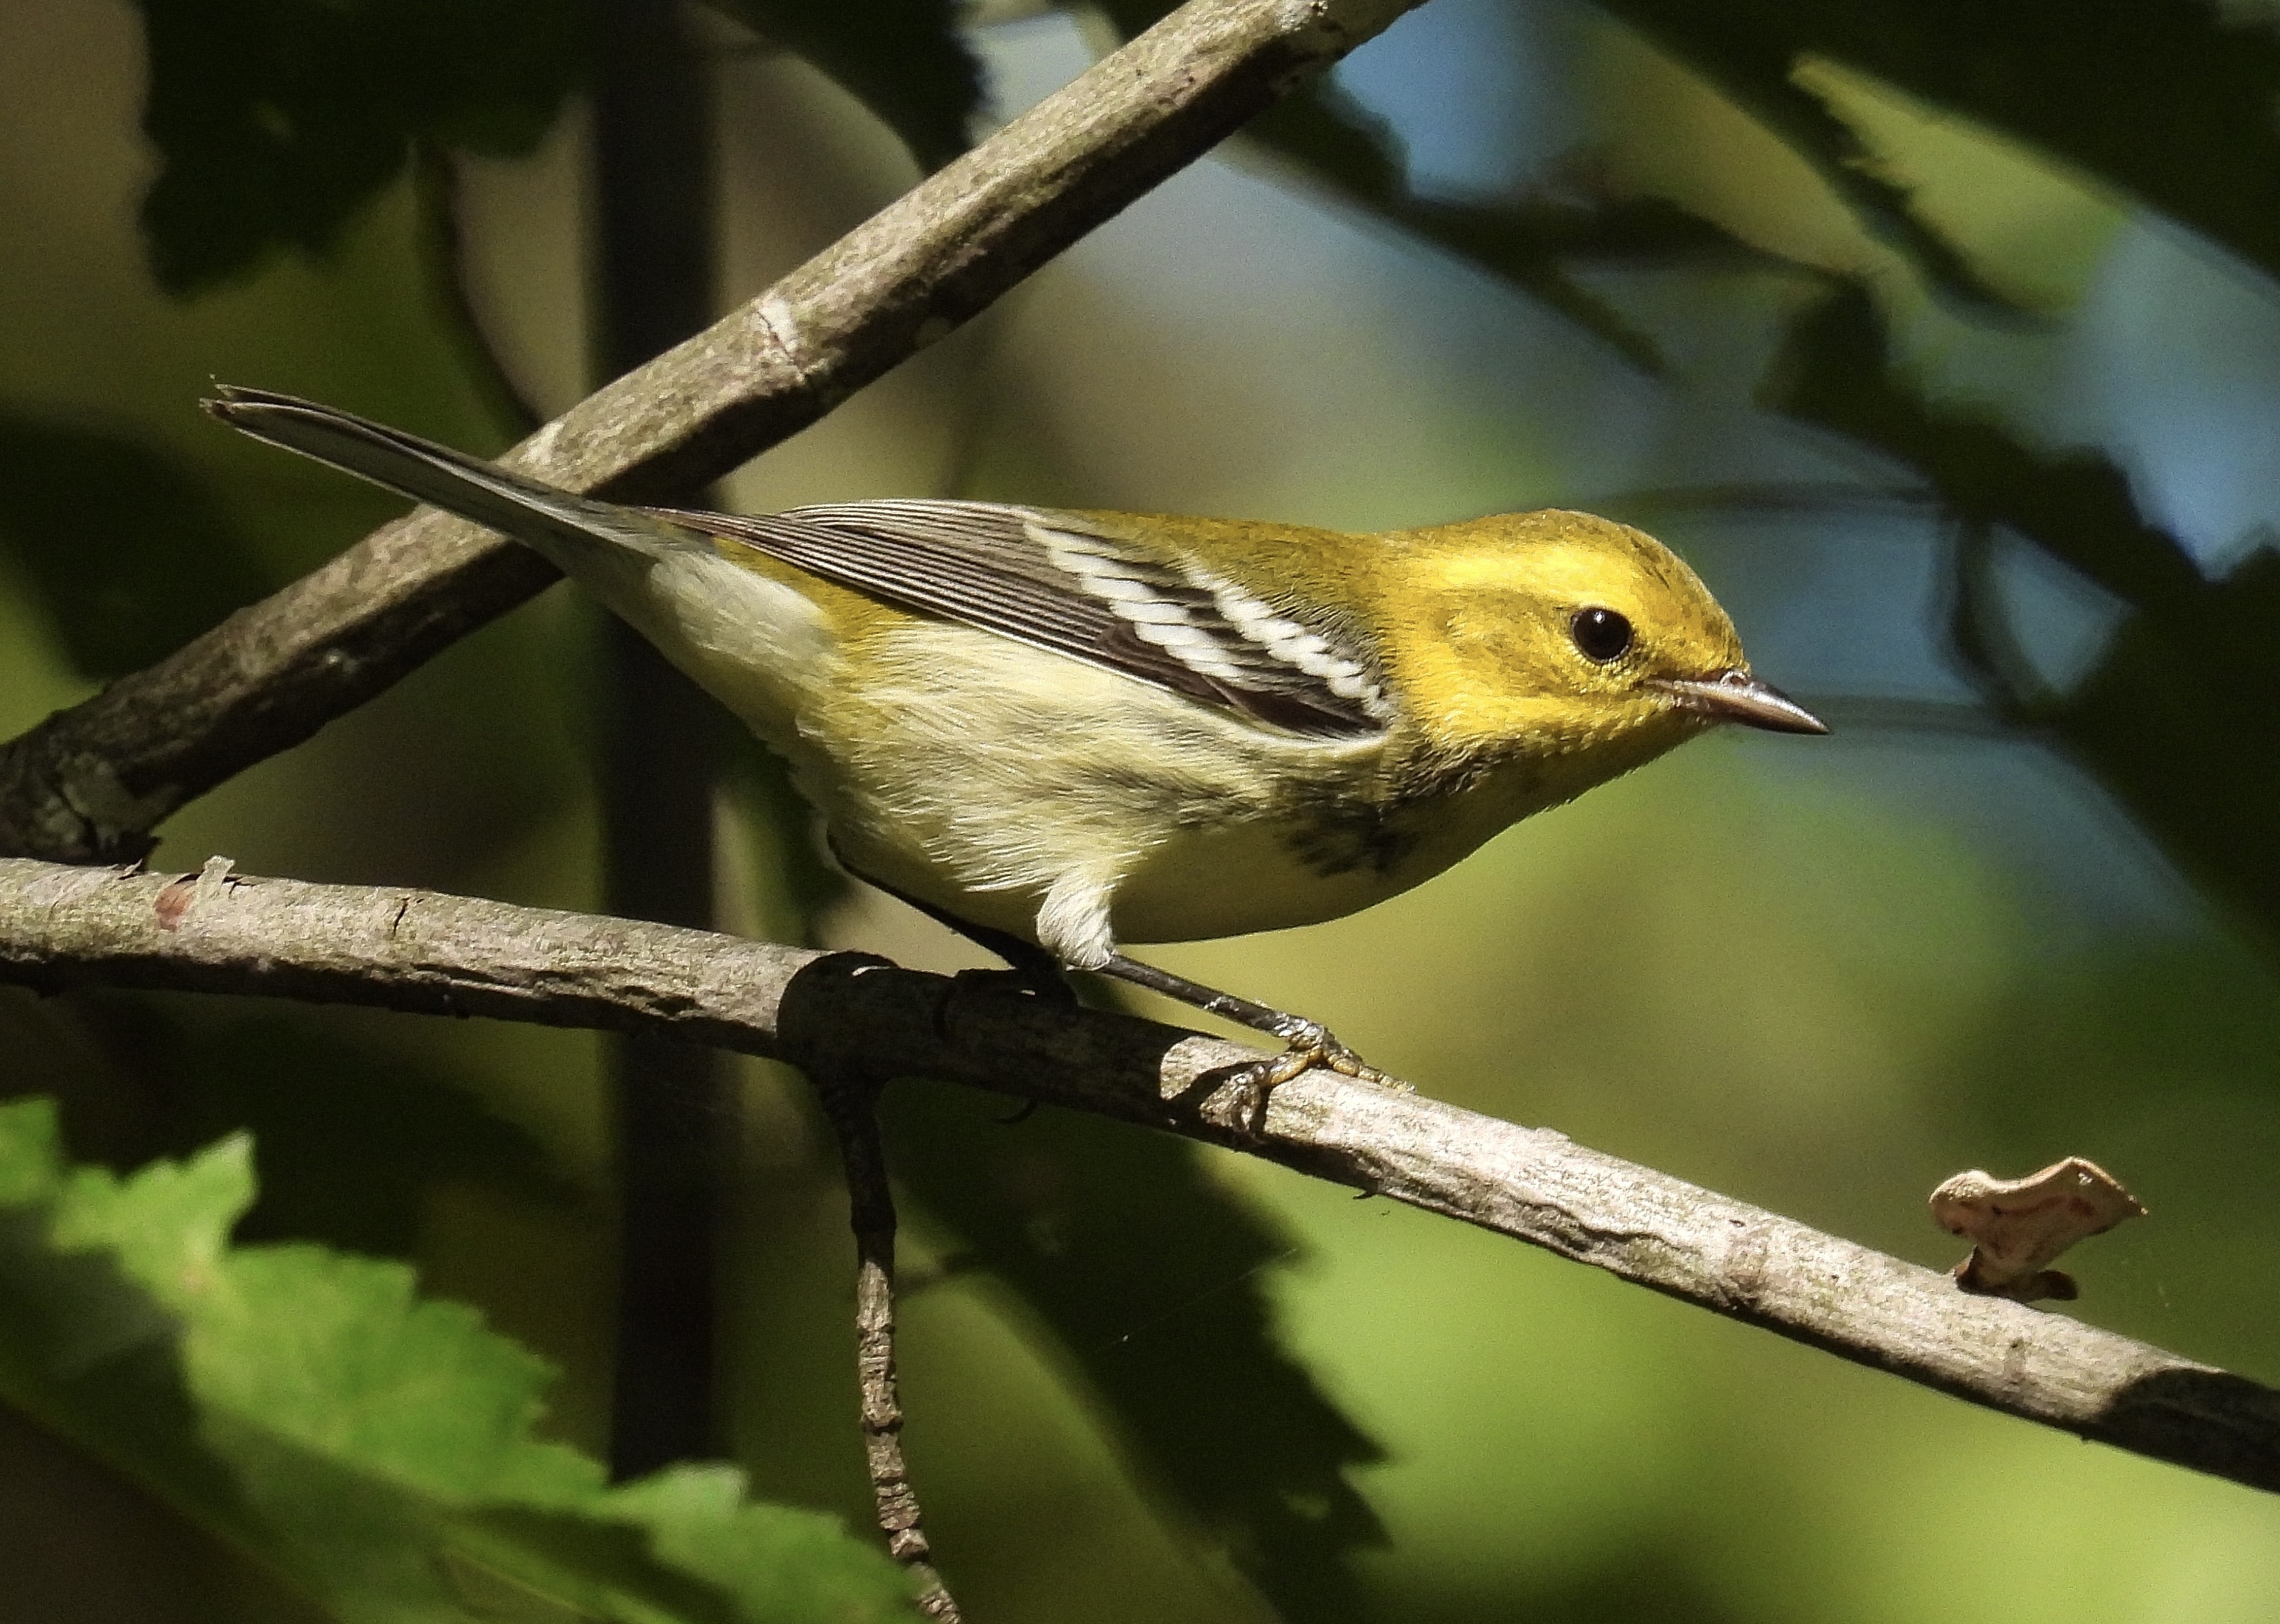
4,853 -> 2275,1497
0,0 -> 1426,866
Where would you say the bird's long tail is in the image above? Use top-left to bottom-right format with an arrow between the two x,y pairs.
202,386 -> 690,567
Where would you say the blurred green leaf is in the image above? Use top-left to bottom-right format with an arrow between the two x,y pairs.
131,0 -> 981,295
0,1099 -> 920,1624
0,415 -> 275,679
1086,0 -> 1775,372
705,0 -> 983,172
131,0 -> 588,293
0,1098 -> 62,1207
1764,282 -> 2280,947
1598,0 -> 2280,294
1764,284 -> 2202,609
1244,83 -> 1744,374
885,1086 -> 1385,1622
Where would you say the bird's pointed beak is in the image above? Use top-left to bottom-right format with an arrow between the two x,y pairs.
1652,670 -> 1829,734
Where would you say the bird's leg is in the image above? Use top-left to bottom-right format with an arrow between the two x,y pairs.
832,848 -> 1074,1004
925,909 -> 1075,1004
1096,953 -> 1410,1129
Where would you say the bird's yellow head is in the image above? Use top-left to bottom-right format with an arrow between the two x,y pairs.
1376,509 -> 1822,768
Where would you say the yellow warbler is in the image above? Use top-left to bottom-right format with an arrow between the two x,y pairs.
208,387 -> 1823,1112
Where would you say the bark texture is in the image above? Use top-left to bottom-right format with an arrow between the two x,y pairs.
5,855 -> 2273,1497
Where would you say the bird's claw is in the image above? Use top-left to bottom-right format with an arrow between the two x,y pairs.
1263,1015 -> 1410,1092
1216,1018 -> 1411,1136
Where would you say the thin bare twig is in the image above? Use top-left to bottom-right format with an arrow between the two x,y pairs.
0,0 -> 1426,865
4,854 -> 2276,1498
803,1038 -> 961,1622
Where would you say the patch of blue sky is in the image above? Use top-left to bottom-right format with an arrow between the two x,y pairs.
2074,221 -> 2280,578
1329,0 -> 1584,202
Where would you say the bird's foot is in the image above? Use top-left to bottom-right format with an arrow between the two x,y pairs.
1215,1016 -> 1410,1135
1266,1013 -> 1409,1091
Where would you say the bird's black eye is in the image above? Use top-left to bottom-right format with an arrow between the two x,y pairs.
1570,607 -> 1633,662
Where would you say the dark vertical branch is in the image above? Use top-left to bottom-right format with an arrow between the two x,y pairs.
591,0 -> 728,1481
410,146 -> 545,439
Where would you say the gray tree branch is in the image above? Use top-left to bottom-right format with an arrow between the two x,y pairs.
5,853 -> 2275,1497
0,0 -> 1425,865
810,1062 -> 959,1621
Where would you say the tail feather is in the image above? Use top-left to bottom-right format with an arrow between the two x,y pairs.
202,387 -> 690,567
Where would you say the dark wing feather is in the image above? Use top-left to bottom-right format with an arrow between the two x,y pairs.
646,499 -> 1389,739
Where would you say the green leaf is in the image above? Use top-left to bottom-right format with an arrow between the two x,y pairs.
126,0 -> 978,313
0,1100 -> 920,1624
607,1468 -> 923,1621
49,1130 -> 253,1316
0,1096 -> 64,1208
1597,0 -> 2280,295
130,0 -> 589,293
705,0 -> 983,173
1099,0 -> 2280,329
0,413 -> 277,678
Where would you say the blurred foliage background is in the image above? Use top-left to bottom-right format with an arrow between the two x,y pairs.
2,0 -> 2279,1619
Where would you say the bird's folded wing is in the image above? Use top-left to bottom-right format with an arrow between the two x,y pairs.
653,498 -> 1390,740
